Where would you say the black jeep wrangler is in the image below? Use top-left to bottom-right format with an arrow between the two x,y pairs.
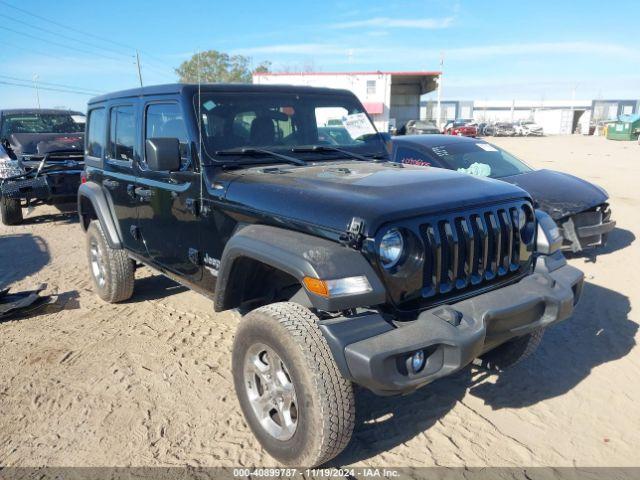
78,84 -> 584,466
0,109 -> 85,225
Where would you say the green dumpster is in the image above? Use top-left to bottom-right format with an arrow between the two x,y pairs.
606,113 -> 640,141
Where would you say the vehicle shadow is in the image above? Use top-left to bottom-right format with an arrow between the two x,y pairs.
566,227 -> 635,262
125,274 -> 188,302
469,282 -> 634,409
0,233 -> 50,289
21,210 -> 78,226
332,282 -> 635,465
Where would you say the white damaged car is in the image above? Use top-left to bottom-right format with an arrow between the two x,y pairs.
514,120 -> 544,136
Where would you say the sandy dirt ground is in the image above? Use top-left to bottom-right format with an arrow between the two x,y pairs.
0,135 -> 638,467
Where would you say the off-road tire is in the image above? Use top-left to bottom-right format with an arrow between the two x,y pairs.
232,302 -> 355,467
478,328 -> 545,371
0,197 -> 23,225
86,220 -> 135,303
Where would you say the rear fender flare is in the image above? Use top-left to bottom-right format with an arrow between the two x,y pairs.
77,182 -> 122,249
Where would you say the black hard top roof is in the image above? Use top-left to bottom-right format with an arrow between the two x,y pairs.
88,83 -> 356,105
0,108 -> 84,116
393,134 -> 485,147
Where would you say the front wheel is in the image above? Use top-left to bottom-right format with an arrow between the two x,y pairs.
0,197 -> 23,225
478,328 -> 545,371
232,302 -> 355,466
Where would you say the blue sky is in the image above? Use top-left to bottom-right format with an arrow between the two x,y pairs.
1,0 -> 638,111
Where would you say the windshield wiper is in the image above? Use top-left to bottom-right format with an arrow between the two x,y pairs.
214,147 -> 307,166
291,145 -> 386,162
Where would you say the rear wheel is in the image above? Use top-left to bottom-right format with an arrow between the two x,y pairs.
232,302 -> 355,466
478,328 -> 545,371
86,220 -> 135,303
0,197 -> 23,225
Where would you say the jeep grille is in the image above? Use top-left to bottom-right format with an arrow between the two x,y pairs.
377,200 -> 536,310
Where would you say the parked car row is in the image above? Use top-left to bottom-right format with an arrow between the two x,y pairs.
395,119 -> 545,137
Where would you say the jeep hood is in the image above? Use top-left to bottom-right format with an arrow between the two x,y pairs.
222,161 -> 530,235
8,133 -> 84,156
501,169 -> 608,220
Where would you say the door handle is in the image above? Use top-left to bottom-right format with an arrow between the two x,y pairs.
185,197 -> 199,216
134,187 -> 154,201
103,179 -> 119,189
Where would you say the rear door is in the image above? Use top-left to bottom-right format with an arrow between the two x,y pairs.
135,99 -> 201,282
100,103 -> 145,254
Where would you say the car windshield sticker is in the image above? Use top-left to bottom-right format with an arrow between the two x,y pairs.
476,143 -> 498,152
71,115 -> 85,123
431,146 -> 449,157
457,162 -> 492,177
203,100 -> 216,111
402,157 -> 431,167
341,113 -> 376,139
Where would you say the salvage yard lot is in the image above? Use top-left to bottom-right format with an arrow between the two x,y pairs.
0,135 -> 638,467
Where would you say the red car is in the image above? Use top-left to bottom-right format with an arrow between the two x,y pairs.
444,119 -> 478,137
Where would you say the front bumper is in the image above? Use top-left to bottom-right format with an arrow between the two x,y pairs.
560,206 -> 616,252
320,262 -> 583,395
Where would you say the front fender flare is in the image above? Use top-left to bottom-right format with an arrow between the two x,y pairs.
214,224 -> 387,312
77,182 -> 122,249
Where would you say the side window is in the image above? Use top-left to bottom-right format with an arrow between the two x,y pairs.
395,146 -> 434,167
87,108 -> 106,158
108,106 -> 135,162
145,103 -> 191,170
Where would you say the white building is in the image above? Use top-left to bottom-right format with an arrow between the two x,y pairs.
253,71 -> 440,132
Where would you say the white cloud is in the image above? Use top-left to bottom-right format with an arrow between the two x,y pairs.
330,16 -> 454,29
234,40 -> 640,64
442,42 -> 640,61
233,43 -> 375,56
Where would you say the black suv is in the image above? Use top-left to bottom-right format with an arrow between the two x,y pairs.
0,109 -> 85,225
78,84 -> 584,466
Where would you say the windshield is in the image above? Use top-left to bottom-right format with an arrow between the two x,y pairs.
427,141 -> 533,178
195,92 -> 385,162
1,113 -> 85,137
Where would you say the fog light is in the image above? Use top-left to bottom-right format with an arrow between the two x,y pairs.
410,350 -> 425,373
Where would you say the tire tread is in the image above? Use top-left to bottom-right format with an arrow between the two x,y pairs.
87,221 -> 134,303
250,302 -> 355,465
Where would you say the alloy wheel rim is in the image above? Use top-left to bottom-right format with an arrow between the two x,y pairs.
244,343 -> 298,441
89,240 -> 106,288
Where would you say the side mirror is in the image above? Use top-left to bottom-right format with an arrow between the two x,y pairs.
145,138 -> 181,172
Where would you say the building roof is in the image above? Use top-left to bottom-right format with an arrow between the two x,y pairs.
254,70 -> 441,77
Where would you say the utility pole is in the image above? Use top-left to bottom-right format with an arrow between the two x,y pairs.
33,74 -> 41,109
435,52 -> 444,129
136,50 -> 143,88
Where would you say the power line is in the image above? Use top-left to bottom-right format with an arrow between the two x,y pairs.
0,0 -> 177,72
0,79 -> 96,96
3,12 -> 137,63
0,24 -> 135,65
0,74 -> 103,95
3,10 -> 176,79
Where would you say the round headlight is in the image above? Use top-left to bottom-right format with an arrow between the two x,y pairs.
379,228 -> 404,268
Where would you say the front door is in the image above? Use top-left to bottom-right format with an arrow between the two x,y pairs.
135,101 -> 201,282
